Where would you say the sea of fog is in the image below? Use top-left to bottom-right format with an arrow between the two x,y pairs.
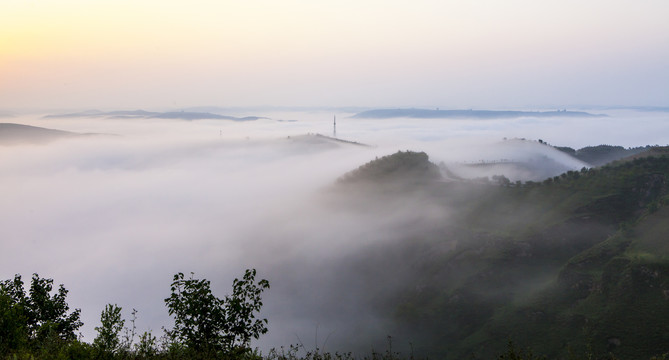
1,109 -> 668,352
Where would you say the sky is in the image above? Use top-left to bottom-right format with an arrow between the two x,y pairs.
1,0 -> 668,110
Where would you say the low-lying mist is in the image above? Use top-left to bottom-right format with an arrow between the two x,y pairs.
1,109 -> 667,354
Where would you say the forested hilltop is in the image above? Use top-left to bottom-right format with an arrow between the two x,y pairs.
3,146 -> 669,359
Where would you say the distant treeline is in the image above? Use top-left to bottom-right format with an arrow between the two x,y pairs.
555,144 -> 651,166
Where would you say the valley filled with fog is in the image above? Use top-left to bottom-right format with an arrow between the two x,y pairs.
1,108 -> 668,354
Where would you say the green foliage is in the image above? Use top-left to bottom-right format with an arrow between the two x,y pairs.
164,272 -> 227,353
226,269 -> 271,348
1,270 -> 271,359
164,269 -> 270,356
0,273 -> 82,355
0,290 -> 27,353
94,304 -> 125,354
25,274 -> 83,342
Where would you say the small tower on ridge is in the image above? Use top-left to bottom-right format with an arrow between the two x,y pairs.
333,115 -> 337,138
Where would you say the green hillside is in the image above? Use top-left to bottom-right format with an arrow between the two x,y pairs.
334,149 -> 669,359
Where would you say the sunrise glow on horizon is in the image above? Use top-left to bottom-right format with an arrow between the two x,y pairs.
2,0 -> 668,110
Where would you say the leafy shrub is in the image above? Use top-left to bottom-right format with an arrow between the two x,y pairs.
94,304 -> 124,354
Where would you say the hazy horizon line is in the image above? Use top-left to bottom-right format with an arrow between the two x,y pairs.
3,104 -> 669,115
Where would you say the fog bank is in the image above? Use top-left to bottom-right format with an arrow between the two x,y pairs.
1,108 -> 667,351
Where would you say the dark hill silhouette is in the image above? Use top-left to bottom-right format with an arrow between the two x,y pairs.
148,112 -> 262,121
618,146 -> 669,162
556,144 -> 649,166
44,110 -> 264,121
285,133 -> 370,148
0,123 -> 110,145
1,123 -> 78,145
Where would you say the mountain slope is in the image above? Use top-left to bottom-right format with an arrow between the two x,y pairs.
331,150 -> 669,359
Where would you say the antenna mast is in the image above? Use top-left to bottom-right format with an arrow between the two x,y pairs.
333,115 -> 337,138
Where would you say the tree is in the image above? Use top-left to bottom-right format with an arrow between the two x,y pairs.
164,269 -> 270,355
165,272 -> 226,353
0,274 -> 82,351
224,268 -> 271,348
94,304 -> 124,354
0,288 -> 27,353
25,274 -> 83,342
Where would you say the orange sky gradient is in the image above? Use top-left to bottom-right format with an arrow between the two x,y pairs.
2,0 -> 668,110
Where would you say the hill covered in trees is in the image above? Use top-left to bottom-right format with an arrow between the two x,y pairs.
326,147 -> 669,359
337,151 -> 441,185
555,144 -> 650,166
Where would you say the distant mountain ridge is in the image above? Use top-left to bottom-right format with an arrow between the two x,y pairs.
352,108 -> 606,119
44,109 -> 265,121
